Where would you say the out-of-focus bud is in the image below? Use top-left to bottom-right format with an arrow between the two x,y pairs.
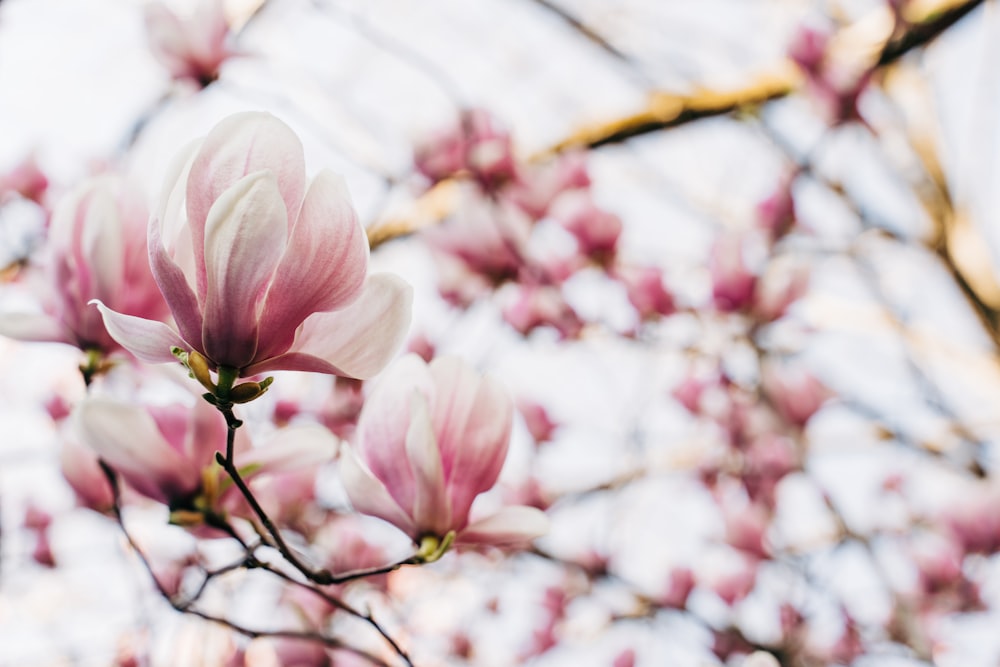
517,398 -> 558,445
760,359 -> 830,428
659,566 -> 695,610
0,155 -> 49,205
406,331 -> 436,363
414,109 -> 517,189
502,285 -> 584,339
145,0 -> 234,87
612,648 -> 636,667
753,257 -> 810,322
506,151 -> 590,221
709,233 -> 758,313
553,193 -> 622,263
614,264 -> 676,320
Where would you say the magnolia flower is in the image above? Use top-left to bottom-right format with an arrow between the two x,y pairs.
553,193 -> 622,261
0,175 -> 168,355
145,0 -> 233,87
709,233 -> 758,313
760,359 -> 830,428
95,112 -> 411,381
340,355 -> 548,553
75,396 -> 337,512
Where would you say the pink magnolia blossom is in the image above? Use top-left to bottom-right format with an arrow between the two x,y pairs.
145,0 -> 233,87
59,435 -> 114,512
0,175 -> 168,354
709,233 -> 758,313
75,396 -> 337,511
340,354 -> 548,550
614,264 -> 676,320
425,190 -> 529,285
517,398 -> 558,444
505,151 -> 590,221
553,193 -> 622,262
95,112 -> 411,380
760,360 -> 830,428
502,284 -> 584,339
0,155 -> 49,205
753,257 -> 810,322
414,108 -> 517,188
658,566 -> 695,610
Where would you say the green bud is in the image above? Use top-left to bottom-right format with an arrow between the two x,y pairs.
228,377 -> 273,404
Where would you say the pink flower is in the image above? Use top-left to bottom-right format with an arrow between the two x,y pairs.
145,0 -> 233,87
753,257 -> 810,322
614,264 -> 676,320
761,359 -> 830,428
517,398 -> 558,444
553,193 -> 622,261
501,284 -> 584,339
414,109 -> 517,188
0,155 -> 49,205
75,396 -> 337,511
95,112 -> 411,381
340,355 -> 548,551
709,233 -> 758,313
59,435 -> 114,512
0,175 -> 168,354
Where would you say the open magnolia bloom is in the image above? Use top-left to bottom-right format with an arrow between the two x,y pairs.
75,395 -> 337,518
0,175 -> 168,355
94,112 -> 411,381
340,355 -> 548,556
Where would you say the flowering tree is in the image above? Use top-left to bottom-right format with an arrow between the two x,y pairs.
2,0 -> 1000,666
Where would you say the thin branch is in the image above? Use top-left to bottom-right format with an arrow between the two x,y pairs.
878,0 -> 987,66
98,461 -> 403,667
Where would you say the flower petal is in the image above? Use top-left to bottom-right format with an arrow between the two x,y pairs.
149,218 -> 204,349
75,398 -> 200,504
201,170 -> 287,368
339,445 -> 416,538
457,506 -> 549,546
430,356 -> 513,526
239,424 -> 339,475
255,170 -> 368,360
244,273 -> 412,378
186,112 -> 306,283
406,392 -> 450,536
353,355 -> 434,518
92,300 -> 188,363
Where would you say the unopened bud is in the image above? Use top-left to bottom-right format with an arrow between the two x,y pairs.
186,351 -> 216,393
228,376 -> 274,404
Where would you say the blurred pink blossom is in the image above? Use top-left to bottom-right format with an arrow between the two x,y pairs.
659,566 -> 695,609
59,435 -> 114,512
0,155 -> 49,205
614,264 -> 676,320
75,396 -> 336,512
95,112 -> 411,380
753,258 -> 810,322
553,193 -> 622,262
517,398 -> 558,444
502,284 -> 583,339
709,233 -> 758,313
414,109 -> 517,188
145,0 -> 234,87
761,360 -> 830,428
506,151 -> 590,220
340,354 -> 548,548
0,175 -> 168,355
612,648 -> 636,667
